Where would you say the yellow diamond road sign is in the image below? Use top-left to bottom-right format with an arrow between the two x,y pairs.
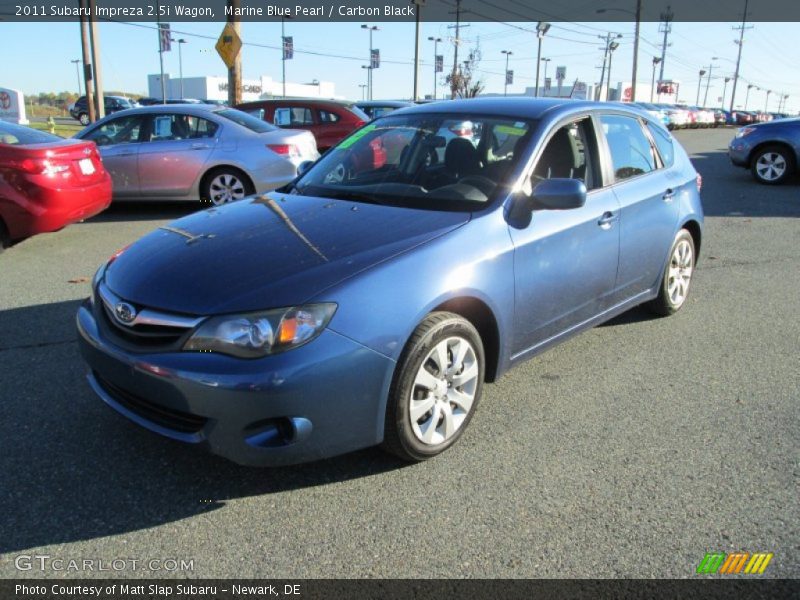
215,23 -> 242,70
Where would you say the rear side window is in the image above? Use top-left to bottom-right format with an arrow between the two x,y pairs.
645,121 -> 675,168
0,123 -> 60,145
216,109 -> 277,133
318,110 -> 340,123
599,114 -> 656,182
274,107 -> 314,126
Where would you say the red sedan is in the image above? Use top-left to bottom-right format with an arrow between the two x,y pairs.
0,122 -> 111,250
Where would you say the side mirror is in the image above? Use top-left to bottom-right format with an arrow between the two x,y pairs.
529,178 -> 587,211
297,160 -> 315,177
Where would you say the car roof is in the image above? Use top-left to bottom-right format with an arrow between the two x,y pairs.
237,98 -> 358,108
356,100 -> 414,108
394,97 -> 639,120
109,103 -> 221,115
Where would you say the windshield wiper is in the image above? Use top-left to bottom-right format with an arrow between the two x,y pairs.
302,187 -> 389,205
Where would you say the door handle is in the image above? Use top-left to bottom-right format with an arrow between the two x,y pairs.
191,143 -> 210,150
597,211 -> 617,229
663,188 -> 675,202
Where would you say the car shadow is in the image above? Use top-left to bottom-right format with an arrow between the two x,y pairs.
688,148 -> 800,218
87,201 -> 202,224
0,300 -> 409,554
598,305 -> 659,328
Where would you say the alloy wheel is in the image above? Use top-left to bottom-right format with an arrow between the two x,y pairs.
755,152 -> 787,182
667,238 -> 693,308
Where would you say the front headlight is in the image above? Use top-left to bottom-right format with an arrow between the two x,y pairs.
736,127 -> 756,138
183,303 -> 337,358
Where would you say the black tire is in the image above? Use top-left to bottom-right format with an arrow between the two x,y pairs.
78,113 -> 90,126
382,312 -> 485,462
200,167 -> 255,206
646,229 -> 696,316
0,219 -> 9,253
750,145 -> 795,185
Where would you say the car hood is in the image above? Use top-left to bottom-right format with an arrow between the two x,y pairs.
104,193 -> 470,315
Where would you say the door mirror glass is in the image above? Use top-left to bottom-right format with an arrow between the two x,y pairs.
530,178 -> 587,211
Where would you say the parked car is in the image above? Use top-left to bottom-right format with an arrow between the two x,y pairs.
713,110 -> 727,127
69,95 -> 138,126
654,104 -> 689,130
77,97 -> 703,466
0,121 -> 111,250
235,98 -> 370,152
355,100 -> 414,120
733,110 -> 756,125
74,104 -> 319,204
630,102 -> 671,128
729,117 -> 800,184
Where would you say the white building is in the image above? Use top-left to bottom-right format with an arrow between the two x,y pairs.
147,74 -> 339,102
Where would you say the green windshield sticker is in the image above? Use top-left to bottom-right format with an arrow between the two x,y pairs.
495,125 -> 528,136
338,124 -> 377,149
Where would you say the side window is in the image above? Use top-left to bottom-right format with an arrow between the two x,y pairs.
318,110 -> 340,123
145,114 -> 217,141
244,108 -> 265,120
645,121 -> 674,168
599,114 -> 657,181
83,116 -> 143,146
533,118 -> 599,190
274,107 -> 313,127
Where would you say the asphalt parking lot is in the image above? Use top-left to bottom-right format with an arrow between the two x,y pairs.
0,127 -> 797,579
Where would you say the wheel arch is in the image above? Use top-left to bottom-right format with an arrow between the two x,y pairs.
198,164 -> 255,202
680,219 -> 702,264
433,296 -> 501,383
747,140 -> 798,169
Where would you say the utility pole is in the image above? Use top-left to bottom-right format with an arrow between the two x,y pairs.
227,0 -> 242,106
658,5 -> 673,83
597,33 -> 621,101
412,0 -> 423,101
631,0 -> 642,102
157,0 -> 167,102
78,0 -> 95,123
729,0 -> 751,113
88,0 -> 104,118
703,58 -> 717,107
447,0 -> 469,99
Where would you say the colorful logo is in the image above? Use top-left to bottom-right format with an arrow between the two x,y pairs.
697,552 -> 773,575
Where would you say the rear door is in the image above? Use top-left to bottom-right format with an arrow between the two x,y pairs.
596,113 -> 680,302
80,114 -> 145,197
136,113 -> 218,197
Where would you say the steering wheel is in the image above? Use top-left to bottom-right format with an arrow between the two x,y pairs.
93,134 -> 113,147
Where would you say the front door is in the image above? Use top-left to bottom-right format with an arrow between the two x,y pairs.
81,114 -> 145,197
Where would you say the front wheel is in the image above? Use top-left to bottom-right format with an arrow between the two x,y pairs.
646,229 -> 696,316
751,145 -> 794,185
382,312 -> 485,462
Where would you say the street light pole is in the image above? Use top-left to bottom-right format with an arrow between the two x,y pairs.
534,22 -> 550,98
696,70 -> 707,106
177,39 -> 186,99
541,58 -> 551,96
650,57 -> 662,102
721,77 -> 730,109
764,89 -> 771,113
501,50 -> 512,96
359,84 -> 367,100
428,36 -> 442,100
70,59 -> 81,96
362,24 -> 379,100
607,41 -> 620,101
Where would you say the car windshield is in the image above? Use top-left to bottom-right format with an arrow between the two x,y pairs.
0,123 -> 61,145
216,108 -> 278,133
295,113 -> 536,211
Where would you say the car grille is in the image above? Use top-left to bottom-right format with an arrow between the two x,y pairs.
94,372 -> 207,434
96,282 -> 203,350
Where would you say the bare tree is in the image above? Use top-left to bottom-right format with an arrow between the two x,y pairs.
446,42 -> 485,98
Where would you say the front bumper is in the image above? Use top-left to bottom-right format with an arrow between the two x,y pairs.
76,300 -> 396,466
728,140 -> 751,167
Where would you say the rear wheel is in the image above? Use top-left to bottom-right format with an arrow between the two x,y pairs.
78,113 -> 90,126
382,312 -> 485,462
201,167 -> 254,206
751,145 -> 794,185
646,229 -> 696,316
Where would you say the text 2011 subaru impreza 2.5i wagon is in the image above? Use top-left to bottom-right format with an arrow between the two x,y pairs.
77,98 -> 703,466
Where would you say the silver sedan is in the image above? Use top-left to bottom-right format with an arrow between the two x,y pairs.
75,104 -> 319,205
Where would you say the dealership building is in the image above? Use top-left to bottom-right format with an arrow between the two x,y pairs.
147,74 -> 339,102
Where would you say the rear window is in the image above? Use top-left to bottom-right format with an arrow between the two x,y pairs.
216,109 -> 277,133
0,123 -> 61,145
646,121 -> 675,167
